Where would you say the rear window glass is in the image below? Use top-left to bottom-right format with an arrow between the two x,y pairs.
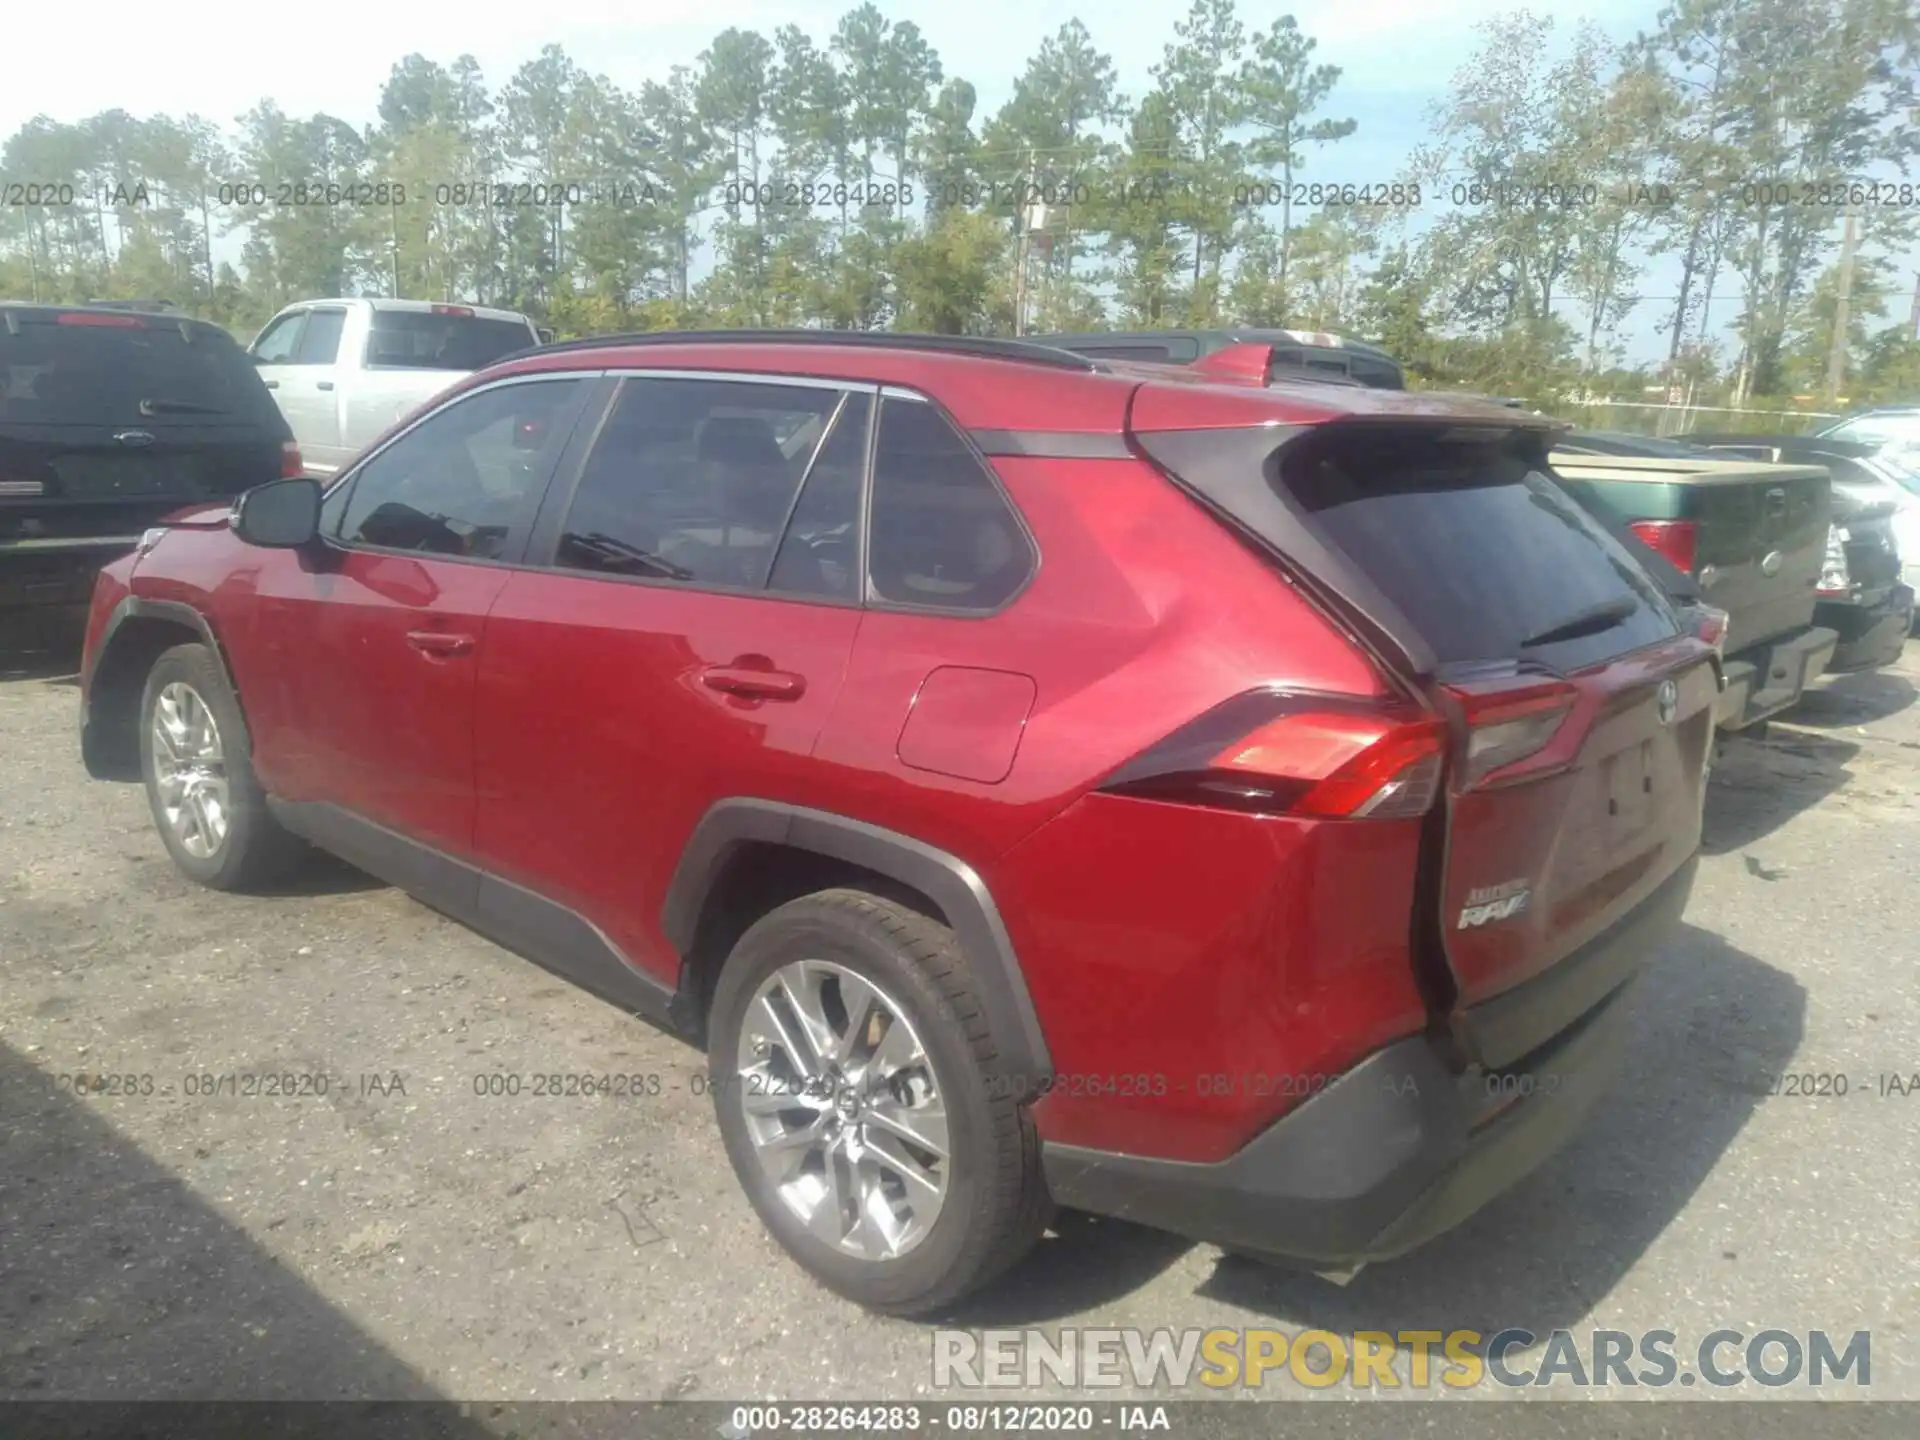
1283,429 -> 1677,672
1075,344 -> 1174,362
367,311 -> 535,371
1346,355 -> 1405,390
0,318 -> 276,425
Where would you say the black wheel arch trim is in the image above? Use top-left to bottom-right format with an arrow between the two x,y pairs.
663,799 -> 1055,1099
84,595 -> 250,779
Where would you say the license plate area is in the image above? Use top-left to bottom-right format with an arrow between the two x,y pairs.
1604,740 -> 1658,843
51,454 -> 198,498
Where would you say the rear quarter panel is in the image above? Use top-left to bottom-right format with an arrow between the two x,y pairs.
811,452 -> 1424,1161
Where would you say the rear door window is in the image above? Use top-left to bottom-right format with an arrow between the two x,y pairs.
366,311 -> 536,370
552,376 -> 855,594
1282,428 -> 1677,672
0,316 -> 280,427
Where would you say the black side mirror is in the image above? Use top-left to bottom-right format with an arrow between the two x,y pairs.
233,476 -> 322,548
537,327 -> 555,345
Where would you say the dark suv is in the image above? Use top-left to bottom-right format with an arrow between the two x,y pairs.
79,331 -> 1714,1314
1,302 -> 300,643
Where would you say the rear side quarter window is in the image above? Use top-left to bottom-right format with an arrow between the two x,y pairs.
865,395 -> 1036,613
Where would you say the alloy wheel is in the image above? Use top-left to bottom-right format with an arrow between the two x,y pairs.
733,958 -> 951,1261
151,681 -> 230,859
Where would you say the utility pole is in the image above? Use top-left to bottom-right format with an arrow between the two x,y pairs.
1908,268 -> 1920,340
1825,206 -> 1860,403
1011,148 -> 1035,335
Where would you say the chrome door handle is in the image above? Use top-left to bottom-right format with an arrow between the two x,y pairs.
405,630 -> 475,658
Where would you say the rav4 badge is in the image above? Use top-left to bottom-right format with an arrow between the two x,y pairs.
1458,880 -> 1531,929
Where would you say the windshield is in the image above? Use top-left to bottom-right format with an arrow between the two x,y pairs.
1867,453 -> 1920,499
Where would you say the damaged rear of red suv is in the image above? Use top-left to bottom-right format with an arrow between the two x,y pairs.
79,334 -> 1712,1313
1022,380 -> 1714,1274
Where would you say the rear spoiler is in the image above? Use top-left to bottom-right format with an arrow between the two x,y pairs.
1131,398 -> 1693,686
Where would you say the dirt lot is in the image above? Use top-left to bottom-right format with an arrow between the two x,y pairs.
3,641 -> 1918,1419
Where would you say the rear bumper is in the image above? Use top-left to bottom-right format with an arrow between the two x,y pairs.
1714,625 -> 1838,731
1817,586 -> 1913,672
1041,854 -> 1697,1267
0,540 -> 139,615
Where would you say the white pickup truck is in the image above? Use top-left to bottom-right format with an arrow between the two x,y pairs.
246,298 -> 546,476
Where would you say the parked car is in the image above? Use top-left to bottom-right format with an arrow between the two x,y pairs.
1871,455 -> 1920,607
1029,328 -> 1407,389
1548,438 -> 1837,730
1811,406 -> 1920,452
247,298 -> 542,478
79,331 -> 1716,1314
1,301 -> 299,643
1680,434 -> 1913,667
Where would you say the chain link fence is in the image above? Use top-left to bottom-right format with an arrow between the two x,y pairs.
1552,399 -> 1841,438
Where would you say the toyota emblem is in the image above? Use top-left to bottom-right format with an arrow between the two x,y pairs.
1656,679 -> 1678,727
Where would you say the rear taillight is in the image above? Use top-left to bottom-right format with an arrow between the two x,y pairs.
1443,678 -> 1579,786
1627,518 -> 1698,575
1688,604 -> 1730,657
1100,691 -> 1447,821
280,440 -> 304,479
1817,525 -> 1851,596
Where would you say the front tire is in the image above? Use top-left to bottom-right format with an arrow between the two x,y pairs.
139,642 -> 303,891
707,889 -> 1050,1315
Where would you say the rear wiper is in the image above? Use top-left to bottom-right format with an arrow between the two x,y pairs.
139,398 -> 228,416
1517,595 -> 1638,650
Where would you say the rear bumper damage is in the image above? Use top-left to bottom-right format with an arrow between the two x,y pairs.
1818,586 -> 1913,673
1714,625 -> 1838,731
1042,853 -> 1698,1267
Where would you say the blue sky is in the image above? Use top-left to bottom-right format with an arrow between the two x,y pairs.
5,0 -> 1653,143
17,0 -> 1891,369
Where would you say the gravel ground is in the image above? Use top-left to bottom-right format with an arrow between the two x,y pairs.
2,640 -> 1916,1422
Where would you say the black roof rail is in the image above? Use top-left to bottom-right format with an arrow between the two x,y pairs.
515,328 -> 1099,372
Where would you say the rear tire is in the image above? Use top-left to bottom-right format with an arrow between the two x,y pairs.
707,888 -> 1050,1315
139,643 -> 304,891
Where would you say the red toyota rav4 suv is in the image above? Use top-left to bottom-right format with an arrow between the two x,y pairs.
78,332 -> 1714,1315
